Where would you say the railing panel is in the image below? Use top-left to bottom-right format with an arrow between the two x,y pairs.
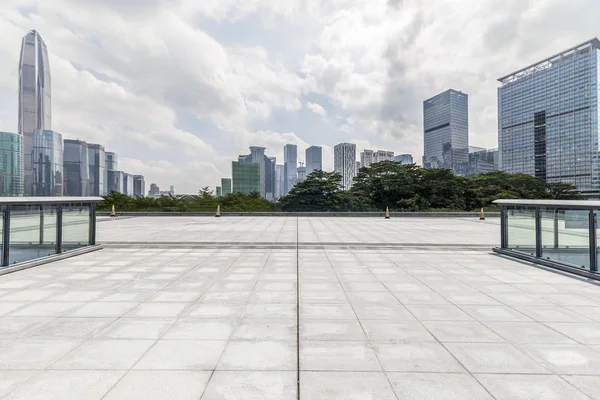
9,204 -> 57,264
540,208 -> 590,270
62,203 -> 91,252
506,206 -> 536,255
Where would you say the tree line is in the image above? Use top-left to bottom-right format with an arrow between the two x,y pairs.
98,162 -> 581,213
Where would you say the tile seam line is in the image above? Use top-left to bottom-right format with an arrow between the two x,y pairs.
296,216 -> 300,400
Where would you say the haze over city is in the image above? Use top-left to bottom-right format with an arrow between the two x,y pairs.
0,0 -> 599,193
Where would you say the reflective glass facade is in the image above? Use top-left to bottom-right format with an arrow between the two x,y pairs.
238,147 -> 275,199
19,30 -> 52,196
283,144 -> 297,195
133,175 -> 145,197
123,173 -> 135,196
32,130 -> 63,196
423,89 -> 469,170
0,132 -> 24,196
275,165 -> 284,199
105,152 -> 118,172
232,161 -> 260,194
63,139 -> 90,197
305,146 -> 322,176
107,170 -> 124,194
394,154 -> 414,164
221,178 -> 232,195
334,142 -> 356,190
87,144 -> 106,196
499,39 -> 600,197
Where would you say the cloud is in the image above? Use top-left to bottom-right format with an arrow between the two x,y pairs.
305,102 -> 327,117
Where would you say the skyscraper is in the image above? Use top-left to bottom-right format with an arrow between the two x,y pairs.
232,161 -> 260,194
88,143 -> 106,196
283,144 -> 297,195
105,152 -> 118,172
133,175 -> 145,197
374,150 -> 395,163
32,130 -> 63,196
334,143 -> 356,190
423,89 -> 468,171
221,178 -> 232,195
305,146 -> 322,176
19,30 -> 52,196
394,154 -> 414,164
360,150 -> 374,167
238,146 -> 275,199
0,132 -> 24,196
107,170 -> 124,194
498,38 -> 600,197
275,165 -> 284,199
63,139 -> 90,196
297,166 -> 306,183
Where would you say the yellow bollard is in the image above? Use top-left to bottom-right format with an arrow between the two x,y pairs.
479,207 -> 485,220
111,204 -> 116,218
216,204 -> 221,218
385,207 -> 390,219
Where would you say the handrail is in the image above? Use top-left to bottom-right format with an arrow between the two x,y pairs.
0,197 -> 103,205
494,199 -> 600,209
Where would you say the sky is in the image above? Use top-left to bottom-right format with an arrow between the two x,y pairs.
0,0 -> 598,194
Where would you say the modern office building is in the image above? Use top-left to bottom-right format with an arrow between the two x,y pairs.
275,165 -> 284,199
455,148 -> 499,177
297,166 -> 306,183
221,178 -> 232,195
334,142 -> 356,190
19,30 -> 52,196
148,183 -> 160,197
32,129 -> 63,196
133,175 -> 145,197
107,170 -> 124,194
232,161 -> 260,194
169,185 -> 175,195
0,132 -> 24,196
305,146 -> 322,176
216,186 -> 222,197
394,154 -> 414,164
283,144 -> 297,196
238,147 -> 276,199
498,38 -> 600,197
374,150 -> 395,163
360,150 -> 374,167
63,139 -> 89,196
105,152 -> 118,172
87,143 -> 106,196
423,89 -> 469,171
122,173 -> 134,196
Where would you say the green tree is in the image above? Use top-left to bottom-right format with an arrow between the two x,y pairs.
279,170 -> 346,211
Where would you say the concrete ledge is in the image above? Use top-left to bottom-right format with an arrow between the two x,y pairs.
0,244 -> 104,277
97,211 -> 501,218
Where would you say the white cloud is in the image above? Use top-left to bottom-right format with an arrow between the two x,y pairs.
305,102 -> 327,117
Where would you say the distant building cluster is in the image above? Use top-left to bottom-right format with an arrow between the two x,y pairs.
147,183 -> 175,198
0,30 -> 146,197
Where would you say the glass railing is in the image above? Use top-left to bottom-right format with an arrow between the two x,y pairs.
0,197 -> 102,267
495,199 -> 599,277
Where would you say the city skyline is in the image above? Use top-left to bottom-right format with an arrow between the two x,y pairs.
0,2 -> 598,193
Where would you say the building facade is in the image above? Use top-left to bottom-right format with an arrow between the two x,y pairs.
334,142 -> 356,190
275,165 -> 284,199
297,166 -> 306,183
19,30 -> 52,196
32,130 -> 63,196
455,148 -> 499,177
498,39 -> 600,197
216,186 -> 222,196
238,147 -> 275,199
0,132 -> 24,196
87,143 -> 106,196
63,139 -> 90,196
283,144 -> 297,195
105,152 -> 118,172
374,150 -> 395,163
221,178 -> 232,195
423,89 -> 469,171
148,183 -> 159,197
305,146 -> 322,176
107,170 -> 124,194
360,150 -> 374,167
394,154 -> 414,164
232,161 -> 260,194
133,175 -> 145,197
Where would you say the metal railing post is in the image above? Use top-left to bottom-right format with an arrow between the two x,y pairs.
2,206 -> 10,266
553,209 -> 559,249
535,207 -> 542,258
55,205 -> 63,254
500,206 -> 508,248
589,210 -> 597,272
39,205 -> 44,245
89,203 -> 96,245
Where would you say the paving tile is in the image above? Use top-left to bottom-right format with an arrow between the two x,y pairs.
300,341 -> 380,371
242,303 -> 296,319
185,303 -> 244,319
514,306 -> 592,322
518,343 -> 600,374
30,317 -> 115,338
125,302 -> 189,318
163,318 -> 236,340
387,372 -> 494,400
300,371 -> 397,400
104,371 -> 211,400
459,305 -> 532,322
0,302 -> 29,316
11,302 -> 85,317
562,375 -> 600,400
300,320 -> 366,341
95,318 -> 174,339
444,343 -> 549,374
217,340 -> 296,370
2,370 -> 124,400
231,319 -> 297,340
300,304 -> 356,319
352,304 -> 416,320
0,371 -> 37,398
51,339 -> 154,369
423,321 -> 505,343
362,320 -> 436,342
373,342 -> 465,372
405,304 -> 473,321
545,322 -> 600,344
201,371 -> 296,400
0,339 -> 82,369
476,374 -> 591,400
484,321 -> 576,344
134,340 -> 227,370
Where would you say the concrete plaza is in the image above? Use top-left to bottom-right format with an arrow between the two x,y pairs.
0,216 -> 599,399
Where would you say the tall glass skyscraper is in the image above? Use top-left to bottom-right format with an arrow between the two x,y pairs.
221,178 -> 232,195
32,130 -> 63,196
88,143 -> 106,196
133,175 -> 145,197
423,89 -> 469,171
107,170 -> 124,194
63,139 -> 90,196
232,161 -> 260,194
334,142 -> 356,190
19,30 -> 52,196
238,147 -> 275,199
498,39 -> 600,197
394,154 -> 414,164
283,144 -> 297,195
305,146 -> 322,176
105,152 -> 118,172
0,132 -> 24,196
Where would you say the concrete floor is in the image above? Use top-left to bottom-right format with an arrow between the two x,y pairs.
0,217 -> 599,399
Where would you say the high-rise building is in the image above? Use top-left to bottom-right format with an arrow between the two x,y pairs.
297,166 -> 306,183
305,146 -> 322,176
238,146 -> 275,199
275,165 -> 284,199
394,154 -> 414,164
32,129 -> 63,196
107,170 -> 124,194
455,148 -> 499,177
334,142 -> 356,190
123,173 -> 135,196
374,150 -> 395,163
232,161 -> 260,194
87,144 -> 106,196
216,186 -> 222,196
133,175 -> 145,197
19,30 -> 52,196
105,152 -> 118,172
356,161 -> 361,176
221,178 -> 232,195
360,150 -> 374,167
148,183 -> 159,197
63,139 -> 89,196
423,89 -> 469,171
0,132 -> 24,196
498,38 -> 600,197
283,144 -> 297,195
169,185 -> 175,195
